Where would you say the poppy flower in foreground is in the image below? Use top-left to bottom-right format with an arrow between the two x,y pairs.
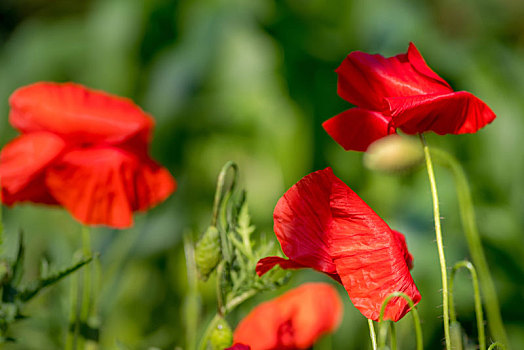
323,42 -> 496,151
0,82 -> 176,228
230,282 -> 342,350
257,168 -> 420,321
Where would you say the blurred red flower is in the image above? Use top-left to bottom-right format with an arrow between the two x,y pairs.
231,283 -> 342,350
257,168 -> 420,321
0,82 -> 176,228
323,42 -> 496,151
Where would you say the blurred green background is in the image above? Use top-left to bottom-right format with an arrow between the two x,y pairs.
1,0 -> 523,348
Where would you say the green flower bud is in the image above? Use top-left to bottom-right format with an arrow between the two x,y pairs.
195,226 -> 222,281
364,135 -> 423,174
209,317 -> 233,350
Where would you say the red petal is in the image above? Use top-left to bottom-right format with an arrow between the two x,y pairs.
233,283 -> 343,350
387,91 -> 496,134
393,230 -> 414,270
9,82 -> 154,146
323,108 -> 394,151
256,256 -> 342,283
272,169 -> 338,275
269,168 -> 420,321
0,132 -> 64,205
336,43 -> 452,111
256,256 -> 307,276
45,147 -> 175,228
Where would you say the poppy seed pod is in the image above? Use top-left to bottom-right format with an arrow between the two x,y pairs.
195,226 -> 222,281
363,134 -> 423,173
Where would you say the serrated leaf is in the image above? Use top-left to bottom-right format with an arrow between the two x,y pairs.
18,255 -> 93,302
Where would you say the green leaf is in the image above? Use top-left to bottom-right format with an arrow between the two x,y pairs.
18,255 -> 93,302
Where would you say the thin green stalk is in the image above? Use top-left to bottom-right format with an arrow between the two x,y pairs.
368,319 -> 377,350
389,322 -> 397,350
183,234 -> 199,350
488,342 -> 507,350
420,134 -> 451,350
197,290 -> 256,350
449,261 -> 485,350
431,148 -> 509,347
378,292 -> 423,349
78,226 -> 92,349
65,272 -> 79,350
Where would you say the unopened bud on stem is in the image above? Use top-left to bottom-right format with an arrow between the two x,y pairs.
364,135 -> 423,174
195,226 -> 222,281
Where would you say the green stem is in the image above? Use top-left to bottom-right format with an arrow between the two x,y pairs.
65,272 -> 79,350
197,289 -> 256,350
368,319 -> 377,350
78,226 -> 92,349
420,134 -> 451,350
430,148 -> 509,347
488,342 -> 507,350
389,322 -> 397,350
183,234 -> 199,350
449,260 -> 485,350
378,292 -> 423,349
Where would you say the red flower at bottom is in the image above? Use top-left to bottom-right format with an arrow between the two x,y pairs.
257,168 -> 420,321
231,283 -> 342,350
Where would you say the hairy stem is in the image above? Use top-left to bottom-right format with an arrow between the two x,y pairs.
449,260 -> 485,350
379,291 -> 423,350
431,148 -> 509,347
420,134 -> 450,350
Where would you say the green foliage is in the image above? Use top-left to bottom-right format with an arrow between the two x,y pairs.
0,231 -> 92,342
195,162 -> 289,350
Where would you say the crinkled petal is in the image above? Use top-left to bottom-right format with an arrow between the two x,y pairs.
0,132 -> 65,205
325,168 -> 420,321
233,283 -> 343,350
45,147 -> 175,228
393,230 -> 414,270
387,91 -> 496,134
9,82 -> 154,146
256,256 -> 307,276
256,256 -> 342,283
268,168 -> 420,322
323,108 -> 394,151
336,43 -> 452,111
272,170 -> 338,275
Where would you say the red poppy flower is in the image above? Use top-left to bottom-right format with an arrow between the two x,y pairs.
257,168 -> 420,322
323,42 -> 496,151
0,82 -> 176,228
231,283 -> 342,350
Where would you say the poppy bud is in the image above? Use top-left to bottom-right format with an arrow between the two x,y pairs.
195,226 -> 222,281
209,317 -> 233,350
363,134 -> 423,174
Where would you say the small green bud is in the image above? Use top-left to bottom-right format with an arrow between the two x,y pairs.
364,135 -> 423,174
195,226 -> 222,281
209,317 -> 232,350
